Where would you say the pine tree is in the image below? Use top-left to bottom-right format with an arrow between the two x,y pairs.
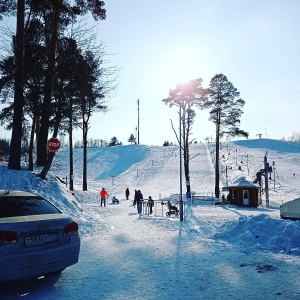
200,74 -> 248,198
128,133 -> 136,144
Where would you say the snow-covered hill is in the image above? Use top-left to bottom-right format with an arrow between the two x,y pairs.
51,138 -> 300,204
0,139 -> 300,299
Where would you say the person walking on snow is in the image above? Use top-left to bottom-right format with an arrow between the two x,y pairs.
133,189 -> 138,207
136,190 -> 143,214
148,196 -> 154,214
100,188 -> 109,207
125,188 -> 130,200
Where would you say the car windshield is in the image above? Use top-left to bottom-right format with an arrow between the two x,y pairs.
0,196 -> 61,218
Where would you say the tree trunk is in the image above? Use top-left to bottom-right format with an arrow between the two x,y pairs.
215,122 -> 220,198
35,116 -> 40,147
40,151 -> 55,180
40,108 -> 60,179
82,120 -> 88,191
184,135 -> 191,194
8,0 -> 25,170
69,99 -> 74,191
28,113 -> 36,171
182,108 -> 191,195
69,133 -> 74,191
36,1 -> 61,166
184,161 -> 191,193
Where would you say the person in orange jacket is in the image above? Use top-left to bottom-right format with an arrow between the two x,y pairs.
100,188 -> 109,207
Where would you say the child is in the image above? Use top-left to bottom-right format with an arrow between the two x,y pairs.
112,196 -> 119,204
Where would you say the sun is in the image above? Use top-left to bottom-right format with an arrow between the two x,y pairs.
155,47 -> 203,91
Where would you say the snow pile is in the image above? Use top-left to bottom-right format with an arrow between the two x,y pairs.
213,214 -> 300,254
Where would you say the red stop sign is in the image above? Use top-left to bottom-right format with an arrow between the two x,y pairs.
47,137 -> 61,152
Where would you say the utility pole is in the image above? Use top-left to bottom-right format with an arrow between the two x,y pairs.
137,99 -> 140,144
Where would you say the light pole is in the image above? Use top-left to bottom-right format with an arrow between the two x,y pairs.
110,175 -> 115,186
170,102 -> 183,221
179,106 -> 183,222
137,99 -> 140,144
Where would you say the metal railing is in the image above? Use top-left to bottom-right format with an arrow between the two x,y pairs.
190,194 -> 216,205
138,199 -> 186,219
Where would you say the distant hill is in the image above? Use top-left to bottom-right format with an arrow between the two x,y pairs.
233,139 -> 300,154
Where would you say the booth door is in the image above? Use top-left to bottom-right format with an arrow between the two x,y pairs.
243,190 -> 249,206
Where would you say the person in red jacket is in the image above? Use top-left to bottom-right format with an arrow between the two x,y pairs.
100,188 -> 109,207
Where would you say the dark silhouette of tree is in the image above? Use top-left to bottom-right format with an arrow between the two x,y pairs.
109,136 -> 122,146
0,0 -> 107,169
128,133 -> 136,144
0,0 -> 25,169
39,37 -> 83,181
163,141 -> 173,146
77,50 -> 108,190
0,58 -> 16,128
67,20 -> 119,190
163,78 -> 203,196
0,16 -> 46,171
0,18 -> 51,171
23,18 -> 46,171
29,0 -> 107,167
289,132 -> 300,142
0,138 -> 10,160
200,73 -> 248,198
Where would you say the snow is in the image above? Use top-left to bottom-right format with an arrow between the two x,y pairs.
1,138 -> 300,300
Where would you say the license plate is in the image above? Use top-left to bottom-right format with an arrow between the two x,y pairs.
25,233 -> 58,247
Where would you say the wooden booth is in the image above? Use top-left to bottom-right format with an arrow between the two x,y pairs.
226,179 -> 260,208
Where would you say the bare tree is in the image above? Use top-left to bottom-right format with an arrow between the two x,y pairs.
163,78 -> 203,196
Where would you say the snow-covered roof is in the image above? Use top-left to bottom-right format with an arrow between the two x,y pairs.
228,179 -> 258,188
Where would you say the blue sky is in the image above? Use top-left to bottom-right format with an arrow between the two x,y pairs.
1,0 -> 299,146
82,0 -> 299,145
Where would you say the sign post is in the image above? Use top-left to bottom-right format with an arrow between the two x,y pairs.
47,137 -> 60,152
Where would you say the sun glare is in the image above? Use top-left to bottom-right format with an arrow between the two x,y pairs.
155,48 -> 203,91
